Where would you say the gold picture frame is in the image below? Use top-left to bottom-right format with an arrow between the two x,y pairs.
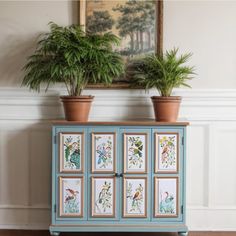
91,132 -> 116,174
91,176 -> 116,218
123,133 -> 148,174
59,176 -> 84,217
123,176 -> 147,218
154,177 -> 178,218
59,132 -> 84,173
79,0 -> 164,88
155,132 -> 179,174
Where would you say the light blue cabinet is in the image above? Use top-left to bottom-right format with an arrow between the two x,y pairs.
50,121 -> 188,236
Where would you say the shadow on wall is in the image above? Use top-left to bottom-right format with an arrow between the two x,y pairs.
69,1 -> 79,24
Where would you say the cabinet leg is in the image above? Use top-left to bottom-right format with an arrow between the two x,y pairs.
50,232 -> 60,236
178,232 -> 188,236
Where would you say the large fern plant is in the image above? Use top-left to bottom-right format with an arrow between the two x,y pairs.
22,22 -> 124,96
129,48 -> 195,96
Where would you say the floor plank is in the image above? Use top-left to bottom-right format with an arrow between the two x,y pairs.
0,231 -> 235,236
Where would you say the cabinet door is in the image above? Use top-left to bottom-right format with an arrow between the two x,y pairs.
120,128 -> 151,221
88,127 -> 119,220
151,127 -> 184,222
52,126 -> 88,224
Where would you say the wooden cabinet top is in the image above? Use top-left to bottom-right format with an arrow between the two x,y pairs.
52,120 -> 189,126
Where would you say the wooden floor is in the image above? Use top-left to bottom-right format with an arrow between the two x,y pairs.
0,231 -> 236,236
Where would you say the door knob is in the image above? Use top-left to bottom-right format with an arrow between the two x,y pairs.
114,173 -> 123,177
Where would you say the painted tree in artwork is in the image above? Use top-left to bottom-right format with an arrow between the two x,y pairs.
87,10 -> 115,34
113,0 -> 155,56
135,1 -> 155,51
113,0 -> 139,55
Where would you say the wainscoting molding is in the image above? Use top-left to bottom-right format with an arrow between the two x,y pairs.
0,88 -> 236,230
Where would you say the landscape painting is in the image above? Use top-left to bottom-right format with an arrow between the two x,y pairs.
81,0 -> 162,86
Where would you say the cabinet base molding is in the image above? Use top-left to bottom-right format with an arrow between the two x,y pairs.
50,224 -> 188,233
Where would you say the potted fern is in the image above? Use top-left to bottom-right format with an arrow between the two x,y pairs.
130,48 -> 195,122
22,22 -> 124,121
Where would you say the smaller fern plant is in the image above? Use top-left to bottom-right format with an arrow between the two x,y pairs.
128,48 -> 195,96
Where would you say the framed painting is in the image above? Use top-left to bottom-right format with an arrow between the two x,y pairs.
79,0 -> 163,88
91,177 -> 115,217
59,177 -> 83,217
154,177 -> 178,218
123,177 -> 147,218
91,132 -> 116,173
155,132 -> 179,173
123,133 -> 147,173
59,133 -> 84,173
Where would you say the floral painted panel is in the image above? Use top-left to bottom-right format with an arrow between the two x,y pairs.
60,177 -> 82,217
124,178 -> 146,217
92,177 -> 114,217
61,133 -> 83,172
156,133 -> 178,172
93,133 -> 115,172
155,178 -> 177,217
125,134 -> 146,173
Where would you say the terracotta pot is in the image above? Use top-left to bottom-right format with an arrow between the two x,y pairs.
151,96 -> 182,122
60,96 -> 94,121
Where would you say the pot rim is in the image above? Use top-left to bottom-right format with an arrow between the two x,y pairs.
151,96 -> 182,100
60,95 -> 94,100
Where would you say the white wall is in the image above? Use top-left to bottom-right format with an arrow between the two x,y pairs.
164,0 -> 236,89
0,1 -> 236,88
0,1 -> 78,87
0,0 -> 236,231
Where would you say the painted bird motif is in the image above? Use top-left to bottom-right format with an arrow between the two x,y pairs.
133,184 -> 143,201
161,145 -> 169,163
132,186 -> 143,209
70,150 -> 80,169
65,188 -> 79,203
163,192 -> 174,203
160,191 -> 175,214
133,190 -> 141,201
98,182 -> 111,204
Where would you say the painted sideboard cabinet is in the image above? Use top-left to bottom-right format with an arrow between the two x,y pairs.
50,121 -> 189,236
